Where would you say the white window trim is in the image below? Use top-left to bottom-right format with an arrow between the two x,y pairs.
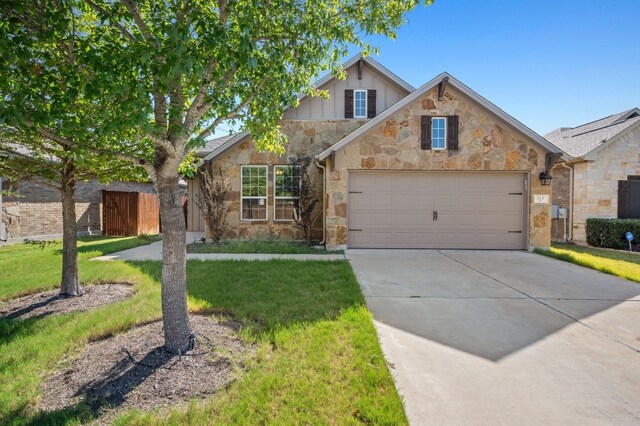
354,89 -> 368,119
240,165 -> 268,221
273,165 -> 300,222
431,117 -> 447,150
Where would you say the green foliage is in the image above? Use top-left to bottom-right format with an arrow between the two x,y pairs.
1,240 -> 405,425
535,243 -> 640,283
187,240 -> 343,254
585,218 -> 640,250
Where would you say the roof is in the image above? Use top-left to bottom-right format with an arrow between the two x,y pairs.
318,72 -> 561,160
545,108 -> 640,158
202,53 -> 414,162
195,134 -> 235,158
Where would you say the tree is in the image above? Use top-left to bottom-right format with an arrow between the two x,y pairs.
288,156 -> 319,245
0,129 -> 145,296
196,168 -> 230,244
2,0 -> 428,353
0,2 -> 145,296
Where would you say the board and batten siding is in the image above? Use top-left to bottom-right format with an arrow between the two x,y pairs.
284,62 -> 409,120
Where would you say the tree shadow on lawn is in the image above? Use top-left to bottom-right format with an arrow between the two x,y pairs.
130,259 -> 365,339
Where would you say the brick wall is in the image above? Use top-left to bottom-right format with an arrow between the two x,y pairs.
1,179 -> 155,239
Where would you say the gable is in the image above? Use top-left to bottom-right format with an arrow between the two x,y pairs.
330,83 -> 550,174
284,59 -> 412,120
320,73 -> 560,161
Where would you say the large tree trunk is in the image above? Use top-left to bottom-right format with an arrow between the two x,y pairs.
157,173 -> 193,353
59,164 -> 83,297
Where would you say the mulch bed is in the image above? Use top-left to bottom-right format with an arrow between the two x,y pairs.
39,316 -> 252,421
0,283 -> 135,320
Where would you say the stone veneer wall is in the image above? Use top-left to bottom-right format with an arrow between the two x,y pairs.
550,162 -> 571,241
1,180 -> 155,239
325,86 -> 552,249
208,119 -> 366,241
571,125 -> 640,242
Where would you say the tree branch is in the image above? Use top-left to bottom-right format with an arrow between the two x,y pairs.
84,0 -> 137,43
196,93 -> 254,142
120,0 -> 154,42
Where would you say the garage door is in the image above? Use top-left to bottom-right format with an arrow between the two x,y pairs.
348,172 -> 526,249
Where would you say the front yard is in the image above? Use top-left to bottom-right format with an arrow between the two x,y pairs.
535,243 -> 640,283
0,237 -> 405,425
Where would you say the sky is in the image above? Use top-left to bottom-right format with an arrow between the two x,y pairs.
214,0 -> 639,138
358,0 -> 640,135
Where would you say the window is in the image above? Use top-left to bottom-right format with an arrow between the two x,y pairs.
354,90 -> 367,118
431,117 -> 447,150
274,165 -> 300,221
241,166 -> 267,220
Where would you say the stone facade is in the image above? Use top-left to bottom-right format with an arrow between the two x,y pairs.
550,162 -> 571,241
324,86 -> 552,249
1,179 -> 155,239
205,119 -> 366,241
568,125 -> 640,242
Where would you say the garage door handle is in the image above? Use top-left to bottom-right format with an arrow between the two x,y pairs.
349,229 -> 362,232
349,191 -> 363,194
433,211 -> 438,221
509,192 -> 523,195
508,231 -> 522,233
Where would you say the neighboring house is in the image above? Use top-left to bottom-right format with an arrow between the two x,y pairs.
546,108 -> 640,242
188,53 -> 561,250
0,178 -> 156,241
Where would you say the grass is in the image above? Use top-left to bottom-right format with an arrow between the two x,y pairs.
0,234 -> 159,301
0,238 -> 406,425
187,239 -> 343,255
534,243 -> 640,283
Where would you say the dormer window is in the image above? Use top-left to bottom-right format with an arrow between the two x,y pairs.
354,90 -> 367,118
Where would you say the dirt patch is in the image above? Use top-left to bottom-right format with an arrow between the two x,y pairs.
0,284 -> 135,320
40,316 -> 252,421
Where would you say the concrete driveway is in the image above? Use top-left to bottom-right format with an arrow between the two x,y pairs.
348,250 -> 640,425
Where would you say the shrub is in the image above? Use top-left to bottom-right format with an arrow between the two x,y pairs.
195,168 -> 230,244
586,218 -> 640,250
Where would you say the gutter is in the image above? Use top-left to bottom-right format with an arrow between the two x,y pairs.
314,158 -> 326,246
559,162 -> 574,242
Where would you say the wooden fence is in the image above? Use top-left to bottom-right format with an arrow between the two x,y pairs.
102,191 -> 160,236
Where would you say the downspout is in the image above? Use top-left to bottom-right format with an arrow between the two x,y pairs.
315,158 -> 326,246
0,177 -> 6,242
559,162 -> 574,241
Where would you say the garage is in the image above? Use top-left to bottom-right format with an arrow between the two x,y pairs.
348,171 -> 527,249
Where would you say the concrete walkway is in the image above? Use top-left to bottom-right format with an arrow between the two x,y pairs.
348,249 -> 640,425
92,240 -> 345,261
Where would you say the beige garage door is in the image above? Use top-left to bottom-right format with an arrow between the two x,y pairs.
348,172 -> 526,249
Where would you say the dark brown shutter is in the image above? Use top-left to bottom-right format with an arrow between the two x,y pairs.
344,89 -> 354,118
447,115 -> 459,150
421,116 -> 432,150
367,90 -> 376,118
618,180 -> 631,218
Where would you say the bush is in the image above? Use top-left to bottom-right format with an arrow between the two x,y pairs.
586,218 -> 640,250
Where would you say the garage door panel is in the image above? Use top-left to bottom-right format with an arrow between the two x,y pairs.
348,172 -> 526,249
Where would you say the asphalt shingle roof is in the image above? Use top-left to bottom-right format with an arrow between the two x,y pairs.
195,134 -> 235,157
545,108 -> 640,158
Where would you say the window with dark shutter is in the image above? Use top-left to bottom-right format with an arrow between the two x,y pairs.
421,115 -> 432,150
447,115 -> 459,150
619,180 -> 631,218
344,89 -> 354,119
367,90 -> 376,118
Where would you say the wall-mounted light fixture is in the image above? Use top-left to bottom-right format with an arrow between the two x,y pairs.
539,171 -> 553,185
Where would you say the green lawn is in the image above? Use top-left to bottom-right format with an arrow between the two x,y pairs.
535,243 -> 640,283
187,240 -> 343,255
0,235 -> 159,301
0,238 -> 406,425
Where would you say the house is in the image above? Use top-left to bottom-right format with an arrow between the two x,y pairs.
188,54 -> 561,250
0,178 -> 156,241
546,108 -> 640,242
